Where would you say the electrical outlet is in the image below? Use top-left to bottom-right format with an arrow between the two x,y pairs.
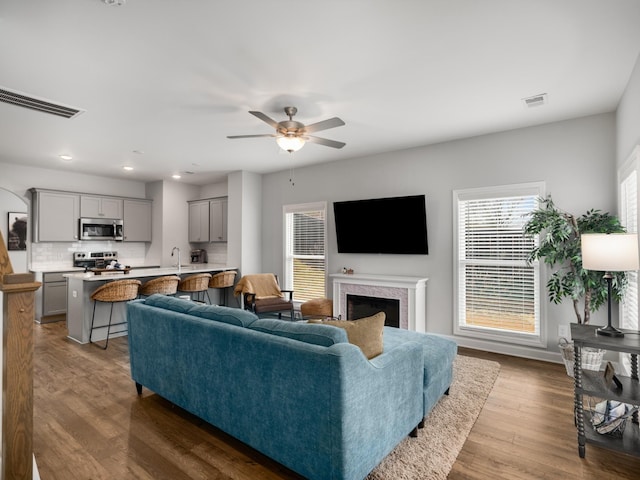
558,324 -> 570,339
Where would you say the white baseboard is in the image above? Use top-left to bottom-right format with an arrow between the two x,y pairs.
443,334 -> 564,364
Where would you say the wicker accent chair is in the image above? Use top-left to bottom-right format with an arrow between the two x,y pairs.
233,273 -> 294,319
208,270 -> 237,306
139,275 -> 180,298
177,273 -> 212,303
90,279 -> 141,349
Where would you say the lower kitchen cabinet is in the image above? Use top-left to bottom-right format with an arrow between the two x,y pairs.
38,271 -> 74,323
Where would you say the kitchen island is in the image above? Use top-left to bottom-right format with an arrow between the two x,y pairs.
64,264 -> 237,344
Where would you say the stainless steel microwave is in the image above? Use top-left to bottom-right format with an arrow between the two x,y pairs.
79,218 -> 124,241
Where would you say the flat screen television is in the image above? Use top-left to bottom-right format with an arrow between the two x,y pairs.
333,194 -> 428,254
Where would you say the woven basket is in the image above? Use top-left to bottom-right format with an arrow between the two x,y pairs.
140,275 -> 180,296
587,398 -> 636,437
209,270 -> 237,288
178,273 -> 212,292
91,279 -> 141,302
559,337 -> 605,377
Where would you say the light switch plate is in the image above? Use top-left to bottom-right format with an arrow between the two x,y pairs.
558,324 -> 570,339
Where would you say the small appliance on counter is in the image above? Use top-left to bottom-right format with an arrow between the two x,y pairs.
190,249 -> 208,263
73,251 -> 118,269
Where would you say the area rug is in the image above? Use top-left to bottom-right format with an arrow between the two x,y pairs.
367,355 -> 501,480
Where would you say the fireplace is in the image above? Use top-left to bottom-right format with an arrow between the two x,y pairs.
331,273 -> 428,332
347,294 -> 400,327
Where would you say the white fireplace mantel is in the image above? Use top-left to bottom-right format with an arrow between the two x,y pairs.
330,273 -> 428,332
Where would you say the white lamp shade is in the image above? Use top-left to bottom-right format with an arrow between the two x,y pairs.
276,135 -> 305,152
581,233 -> 640,272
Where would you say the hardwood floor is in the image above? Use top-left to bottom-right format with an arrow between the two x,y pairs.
33,322 -> 640,479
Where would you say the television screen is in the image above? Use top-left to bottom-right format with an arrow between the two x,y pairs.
333,195 -> 428,254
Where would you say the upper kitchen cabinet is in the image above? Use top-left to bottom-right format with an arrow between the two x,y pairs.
188,200 -> 210,243
31,189 -> 80,242
80,195 -> 123,219
209,197 -> 228,242
123,199 -> 152,242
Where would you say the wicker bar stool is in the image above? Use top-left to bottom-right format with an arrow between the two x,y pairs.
139,275 -> 180,298
90,279 -> 141,349
209,270 -> 237,306
177,273 -> 212,303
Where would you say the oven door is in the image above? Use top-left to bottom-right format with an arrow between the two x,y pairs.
79,218 -> 123,241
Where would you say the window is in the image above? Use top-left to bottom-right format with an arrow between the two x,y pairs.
454,183 -> 544,347
618,146 -> 640,374
284,202 -> 327,302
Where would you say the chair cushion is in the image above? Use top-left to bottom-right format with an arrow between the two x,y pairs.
249,318 -> 348,347
253,296 -> 293,314
309,312 -> 386,359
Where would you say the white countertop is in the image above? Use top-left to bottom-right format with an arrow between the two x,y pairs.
63,264 -> 236,282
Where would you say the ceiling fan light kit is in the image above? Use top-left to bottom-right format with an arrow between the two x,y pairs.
276,135 -> 305,153
228,106 -> 346,153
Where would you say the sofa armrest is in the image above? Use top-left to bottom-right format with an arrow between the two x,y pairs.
281,289 -> 294,301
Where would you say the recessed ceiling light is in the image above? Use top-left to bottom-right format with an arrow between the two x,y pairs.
59,154 -> 73,161
123,166 -> 133,171
172,174 -> 181,180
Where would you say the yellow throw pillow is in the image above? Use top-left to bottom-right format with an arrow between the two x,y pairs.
309,312 -> 385,359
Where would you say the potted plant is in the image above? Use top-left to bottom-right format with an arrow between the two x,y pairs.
523,195 -> 627,324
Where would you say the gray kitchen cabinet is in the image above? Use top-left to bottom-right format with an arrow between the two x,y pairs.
80,195 -> 123,219
209,197 -> 228,242
31,189 -> 80,242
123,199 -> 152,242
189,200 -> 210,243
40,271 -> 72,322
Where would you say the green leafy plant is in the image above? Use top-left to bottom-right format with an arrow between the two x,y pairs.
523,195 -> 627,324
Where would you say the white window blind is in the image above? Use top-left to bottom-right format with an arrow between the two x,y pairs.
284,202 -> 327,302
619,148 -> 639,374
454,183 -> 543,346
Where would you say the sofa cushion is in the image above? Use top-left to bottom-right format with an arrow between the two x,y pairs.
188,304 -> 259,327
144,294 -> 194,314
383,327 -> 457,378
309,312 -> 385,359
249,318 -> 348,347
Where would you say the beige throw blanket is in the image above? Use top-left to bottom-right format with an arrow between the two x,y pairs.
233,274 -> 283,299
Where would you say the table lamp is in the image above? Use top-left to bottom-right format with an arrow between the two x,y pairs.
580,233 -> 639,337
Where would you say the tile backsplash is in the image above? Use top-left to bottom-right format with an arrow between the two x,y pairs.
30,241 -> 146,270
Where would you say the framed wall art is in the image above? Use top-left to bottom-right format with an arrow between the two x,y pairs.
7,212 -> 27,251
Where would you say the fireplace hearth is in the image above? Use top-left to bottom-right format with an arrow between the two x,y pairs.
347,294 -> 400,327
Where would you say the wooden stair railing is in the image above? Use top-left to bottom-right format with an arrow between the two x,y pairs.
0,230 -> 41,480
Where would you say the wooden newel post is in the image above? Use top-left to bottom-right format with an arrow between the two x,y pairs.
1,274 -> 41,480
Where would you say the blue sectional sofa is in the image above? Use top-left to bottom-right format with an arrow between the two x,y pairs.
127,295 -> 457,480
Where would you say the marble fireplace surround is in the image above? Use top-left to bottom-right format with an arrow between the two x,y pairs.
330,273 -> 428,332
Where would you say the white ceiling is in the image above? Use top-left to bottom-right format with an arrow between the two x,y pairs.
1,0 -> 640,186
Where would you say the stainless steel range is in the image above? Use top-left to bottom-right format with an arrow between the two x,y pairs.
73,251 -> 118,269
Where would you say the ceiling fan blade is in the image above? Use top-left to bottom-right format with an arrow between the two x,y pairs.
303,117 -> 345,134
305,135 -> 346,149
227,134 -> 276,139
249,111 -> 279,129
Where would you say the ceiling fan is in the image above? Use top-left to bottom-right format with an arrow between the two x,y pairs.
227,106 -> 346,153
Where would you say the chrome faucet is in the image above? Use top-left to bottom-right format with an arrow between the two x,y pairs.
171,247 -> 181,272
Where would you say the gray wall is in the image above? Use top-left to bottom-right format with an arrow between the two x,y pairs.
617,51 -> 640,165
261,113 -> 617,361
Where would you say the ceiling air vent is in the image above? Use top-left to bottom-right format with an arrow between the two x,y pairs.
522,93 -> 547,108
0,86 -> 84,119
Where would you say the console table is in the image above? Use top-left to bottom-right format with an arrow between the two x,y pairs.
571,323 -> 640,458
